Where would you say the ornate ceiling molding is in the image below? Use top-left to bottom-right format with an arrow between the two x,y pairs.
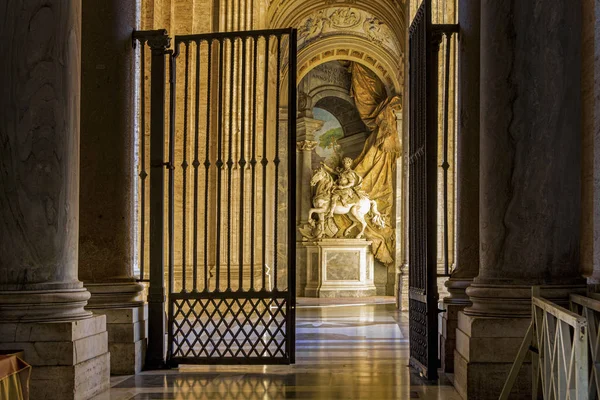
296,7 -> 402,60
268,0 -> 406,44
297,36 -> 402,94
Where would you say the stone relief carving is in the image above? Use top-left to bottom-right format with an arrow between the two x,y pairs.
297,7 -> 401,58
299,157 -> 386,241
329,8 -> 360,28
310,63 -> 351,90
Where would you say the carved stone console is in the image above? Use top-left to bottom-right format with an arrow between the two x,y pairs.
304,239 -> 376,298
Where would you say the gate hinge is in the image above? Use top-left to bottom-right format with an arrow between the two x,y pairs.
151,161 -> 175,170
437,308 -> 447,314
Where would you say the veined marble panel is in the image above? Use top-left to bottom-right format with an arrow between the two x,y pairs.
326,251 -> 360,281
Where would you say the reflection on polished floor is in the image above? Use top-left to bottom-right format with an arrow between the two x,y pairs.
93,302 -> 461,399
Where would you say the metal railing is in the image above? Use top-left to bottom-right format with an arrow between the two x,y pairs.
570,294 -> 600,399
500,288 -> 589,400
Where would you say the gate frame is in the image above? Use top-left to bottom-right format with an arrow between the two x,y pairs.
137,28 -> 298,368
407,0 -> 458,380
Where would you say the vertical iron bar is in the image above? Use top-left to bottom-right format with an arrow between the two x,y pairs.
273,34 -> 281,291
442,32 -> 452,277
239,37 -> 247,291
425,1 -> 440,380
287,29 -> 298,364
193,40 -> 201,292
216,38 -> 224,292
143,29 -> 169,370
227,38 -> 235,291
261,34 -> 270,291
250,37 -> 258,291
167,45 -> 177,361
139,41 -> 146,281
182,41 -> 190,293
204,40 -> 212,292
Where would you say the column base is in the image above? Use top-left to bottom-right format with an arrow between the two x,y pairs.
465,282 -> 586,317
0,315 -> 110,400
0,288 -> 92,322
444,277 -> 473,304
453,312 -> 531,399
85,283 -> 147,375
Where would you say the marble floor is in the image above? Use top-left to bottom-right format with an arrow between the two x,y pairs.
93,302 -> 461,400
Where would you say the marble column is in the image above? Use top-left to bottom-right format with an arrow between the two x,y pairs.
454,1 -> 584,398
0,1 -> 110,398
80,0 -> 147,375
296,117 -> 322,296
440,0 -> 480,374
582,0 -> 600,291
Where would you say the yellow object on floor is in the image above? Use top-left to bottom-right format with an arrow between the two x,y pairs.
0,354 -> 31,400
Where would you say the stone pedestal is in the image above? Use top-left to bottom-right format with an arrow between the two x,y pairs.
100,306 -> 147,375
80,0 -> 147,375
304,239 -> 376,298
0,317 -> 110,400
454,313 -> 531,399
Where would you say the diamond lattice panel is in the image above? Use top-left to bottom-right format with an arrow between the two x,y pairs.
171,297 -> 288,360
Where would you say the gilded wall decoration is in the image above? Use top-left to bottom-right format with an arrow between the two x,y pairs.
297,7 -> 401,59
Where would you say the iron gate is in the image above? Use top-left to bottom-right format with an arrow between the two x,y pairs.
408,0 -> 440,380
135,28 -> 297,366
408,0 -> 459,379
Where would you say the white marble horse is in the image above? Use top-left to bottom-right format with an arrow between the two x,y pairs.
306,166 -> 386,239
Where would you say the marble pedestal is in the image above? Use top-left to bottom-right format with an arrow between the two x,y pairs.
0,316 -> 110,400
453,312 -> 531,399
304,239 -> 376,298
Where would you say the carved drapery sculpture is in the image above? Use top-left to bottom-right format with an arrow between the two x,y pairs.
347,62 -> 402,265
299,62 -> 401,266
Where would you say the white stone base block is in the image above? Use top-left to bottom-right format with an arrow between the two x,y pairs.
304,239 -> 376,298
454,312 -> 531,399
0,315 -> 110,400
92,305 -> 147,375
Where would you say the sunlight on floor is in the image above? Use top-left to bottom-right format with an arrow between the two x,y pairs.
93,303 -> 461,399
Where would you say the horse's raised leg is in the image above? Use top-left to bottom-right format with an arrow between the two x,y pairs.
344,210 -> 359,237
354,208 -> 368,239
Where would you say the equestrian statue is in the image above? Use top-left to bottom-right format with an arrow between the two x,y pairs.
299,157 -> 386,240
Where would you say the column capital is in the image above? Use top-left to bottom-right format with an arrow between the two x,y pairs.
134,29 -> 170,54
297,116 -> 324,142
297,140 -> 318,152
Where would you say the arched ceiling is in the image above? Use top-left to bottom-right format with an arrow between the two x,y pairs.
269,0 -> 407,95
268,0 -> 406,43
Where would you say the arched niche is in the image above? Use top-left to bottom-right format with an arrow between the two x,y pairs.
298,35 -> 402,94
280,36 -> 403,102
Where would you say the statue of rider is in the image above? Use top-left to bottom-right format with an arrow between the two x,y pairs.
321,157 -> 366,218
